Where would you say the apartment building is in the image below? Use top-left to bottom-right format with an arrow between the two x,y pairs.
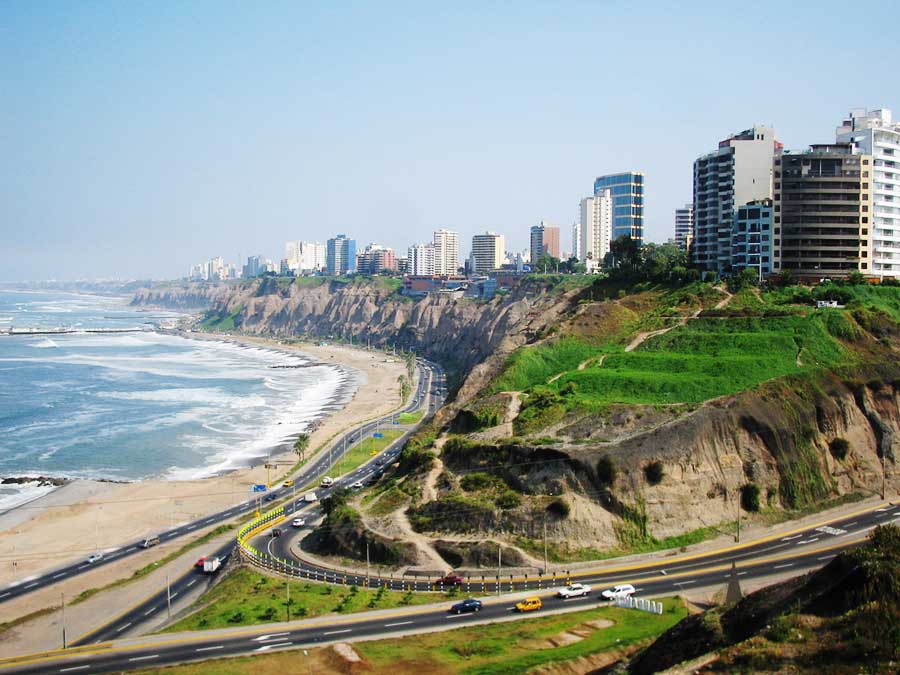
470,232 -> 505,274
407,243 -> 436,276
594,172 -> 644,244
356,244 -> 396,274
579,191 -> 612,271
692,126 -> 779,273
326,234 -> 356,275
731,199 -> 773,278
530,221 -> 561,263
674,204 -> 693,250
433,229 -> 460,275
835,109 -> 900,277
772,144 -> 873,278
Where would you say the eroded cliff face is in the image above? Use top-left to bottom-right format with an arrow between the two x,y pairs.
133,279 -> 583,385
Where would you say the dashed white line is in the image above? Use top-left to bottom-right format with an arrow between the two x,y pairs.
59,666 -> 90,672
143,606 -> 158,616
255,642 -> 292,652
126,547 -> 136,552
128,654 -> 159,662
24,582 -> 38,589
817,555 -> 836,561
773,563 -> 794,570
196,645 -> 224,652
323,629 -> 352,636
384,621 -> 414,627
186,579 -> 197,587
0,592 -> 10,599
796,538 -> 820,545
170,591 -> 179,599
52,573 -> 66,580
115,622 -> 132,633
781,534 -> 802,541
676,580 -> 697,586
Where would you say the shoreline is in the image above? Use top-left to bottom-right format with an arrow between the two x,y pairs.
0,332 -> 408,588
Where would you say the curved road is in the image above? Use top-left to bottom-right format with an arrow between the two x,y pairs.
0,358 -> 444,611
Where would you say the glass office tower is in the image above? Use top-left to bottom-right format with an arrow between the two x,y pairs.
593,172 -> 644,245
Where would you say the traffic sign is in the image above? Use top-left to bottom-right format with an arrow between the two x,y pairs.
252,484 -> 266,493
373,432 -> 383,438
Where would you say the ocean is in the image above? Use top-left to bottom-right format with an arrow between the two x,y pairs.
0,290 -> 351,511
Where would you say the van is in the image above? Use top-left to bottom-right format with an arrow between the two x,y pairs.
140,536 -> 160,549
304,491 -> 318,503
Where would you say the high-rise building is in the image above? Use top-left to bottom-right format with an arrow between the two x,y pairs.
731,199 -> 773,279
326,234 -> 356,275
242,255 -> 265,278
773,144 -> 873,278
594,172 -> 644,244
470,232 -> 505,274
674,204 -> 693,250
692,126 -> 780,273
571,221 -> 581,261
407,243 -> 436,276
530,221 -> 561,263
579,191 -> 613,271
357,243 -> 396,274
433,229 -> 460,275
835,109 -> 900,277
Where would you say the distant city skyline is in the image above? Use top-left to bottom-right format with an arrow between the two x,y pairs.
2,1 -> 898,281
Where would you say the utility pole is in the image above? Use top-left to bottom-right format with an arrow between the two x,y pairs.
286,581 -> 291,622
543,520 -> 548,574
366,541 -> 370,587
60,592 -> 67,649
497,545 -> 502,596
166,574 -> 172,619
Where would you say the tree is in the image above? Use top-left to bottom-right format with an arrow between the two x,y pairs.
641,243 -> 689,283
533,254 -> 561,274
293,434 -> 310,460
847,270 -> 867,285
608,236 -> 643,276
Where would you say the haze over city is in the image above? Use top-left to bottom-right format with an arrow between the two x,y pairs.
2,0 -> 897,281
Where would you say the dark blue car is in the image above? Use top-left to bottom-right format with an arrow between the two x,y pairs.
450,598 -> 483,614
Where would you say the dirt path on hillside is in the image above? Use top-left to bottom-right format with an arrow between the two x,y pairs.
625,288 -> 733,353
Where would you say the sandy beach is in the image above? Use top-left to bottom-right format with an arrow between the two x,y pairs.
0,336 -> 408,593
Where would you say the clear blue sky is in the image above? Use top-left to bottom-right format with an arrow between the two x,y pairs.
2,0 -> 897,281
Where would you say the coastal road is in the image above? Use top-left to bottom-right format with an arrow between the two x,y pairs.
0,358 -> 446,608
0,510 -> 894,675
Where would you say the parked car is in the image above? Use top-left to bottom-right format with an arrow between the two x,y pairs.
600,584 -> 636,601
557,583 -> 592,599
449,598 -> 483,614
515,597 -> 542,612
436,574 -> 464,586
86,552 -> 103,564
140,536 -> 160,549
271,528 -> 282,538
282,479 -> 294,488
291,517 -> 305,528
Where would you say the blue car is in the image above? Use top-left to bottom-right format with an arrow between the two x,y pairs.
450,598 -> 483,614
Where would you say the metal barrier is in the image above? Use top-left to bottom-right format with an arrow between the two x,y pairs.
613,595 -> 663,615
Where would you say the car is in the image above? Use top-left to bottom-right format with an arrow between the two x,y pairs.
304,491 -> 318,502
557,583 -> 592,599
375,456 -> 384,466
282,479 -> 294,488
436,574 -> 464,586
264,493 -> 277,502
194,556 -> 208,569
291,517 -> 305,528
515,597 -> 542,612
350,480 -> 363,490
86,553 -> 103,564
271,528 -> 282,537
600,584 -> 636,601
140,536 -> 160,549
320,476 -> 334,487
449,598 -> 483,614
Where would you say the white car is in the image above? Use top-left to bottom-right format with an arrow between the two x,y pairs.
291,518 -> 305,528
304,491 -> 318,503
600,584 -> 636,600
321,476 -> 334,487
86,553 -> 103,564
557,583 -> 592,598
350,480 -> 363,490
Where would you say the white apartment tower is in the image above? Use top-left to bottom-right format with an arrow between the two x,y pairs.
407,243 -> 436,275
470,232 -> 505,274
284,240 -> 326,273
692,126 -> 779,273
674,204 -> 694,250
433,229 -> 459,275
579,191 -> 612,271
836,109 -> 900,277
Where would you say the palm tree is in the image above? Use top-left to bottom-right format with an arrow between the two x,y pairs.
293,434 -> 310,460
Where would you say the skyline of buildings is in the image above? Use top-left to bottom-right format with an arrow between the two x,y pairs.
530,221 -> 560,264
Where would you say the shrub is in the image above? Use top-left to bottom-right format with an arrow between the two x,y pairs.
546,497 -> 570,518
829,437 -> 850,461
741,483 -> 761,512
597,455 -> 617,487
460,472 -> 500,491
644,461 -> 665,485
495,490 -> 521,510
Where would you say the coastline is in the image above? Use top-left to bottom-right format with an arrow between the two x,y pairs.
0,333 -> 408,588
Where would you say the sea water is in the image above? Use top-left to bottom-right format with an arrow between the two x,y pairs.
0,290 -> 350,509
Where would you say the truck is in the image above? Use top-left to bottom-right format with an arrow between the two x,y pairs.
202,556 -> 222,573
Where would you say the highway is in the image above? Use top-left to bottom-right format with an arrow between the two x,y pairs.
0,501 -> 896,675
0,357 -> 445,610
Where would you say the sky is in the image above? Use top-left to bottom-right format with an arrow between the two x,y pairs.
2,0 -> 898,281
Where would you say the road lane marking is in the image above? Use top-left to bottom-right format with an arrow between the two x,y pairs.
24,582 -> 38,589
796,538 -> 820,545
384,621 -> 414,627
323,629 -> 352,636
196,645 -> 223,652
115,623 -> 131,633
186,579 -> 196,587
817,555 -> 836,561
781,534 -> 802,541
773,563 -> 794,570
170,592 -> 179,599
143,607 -> 158,616
126,547 -> 136,552
675,580 -> 696,586
0,592 -> 9,599
59,666 -> 90,672
128,654 -> 159,661
252,632 -> 290,642
255,642 -> 292,652
52,573 -> 66,580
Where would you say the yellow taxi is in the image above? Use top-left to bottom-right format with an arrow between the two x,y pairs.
282,479 -> 294,488
515,597 -> 542,612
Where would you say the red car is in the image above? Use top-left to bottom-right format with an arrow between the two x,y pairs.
437,574 -> 464,586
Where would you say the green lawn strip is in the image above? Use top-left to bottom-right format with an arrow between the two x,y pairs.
71,523 -> 237,605
365,485 -> 410,517
358,598 -> 687,675
333,429 -> 404,476
517,522 -> 736,564
163,567 -> 442,632
398,410 -> 424,424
